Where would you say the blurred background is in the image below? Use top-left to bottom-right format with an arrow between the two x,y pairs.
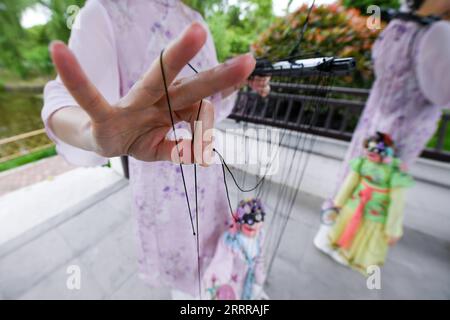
4,0 -> 449,176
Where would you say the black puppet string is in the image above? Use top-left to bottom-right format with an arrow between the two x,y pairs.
188,62 -> 203,300
160,52 -> 196,237
159,51 -> 203,299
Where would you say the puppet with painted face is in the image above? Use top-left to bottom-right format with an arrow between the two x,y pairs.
326,132 -> 414,274
203,198 -> 267,300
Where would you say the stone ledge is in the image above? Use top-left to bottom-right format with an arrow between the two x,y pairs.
0,167 -> 128,258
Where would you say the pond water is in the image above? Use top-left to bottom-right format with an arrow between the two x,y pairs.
0,92 -> 44,139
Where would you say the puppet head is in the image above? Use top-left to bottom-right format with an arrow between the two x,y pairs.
233,198 -> 265,238
363,132 -> 395,163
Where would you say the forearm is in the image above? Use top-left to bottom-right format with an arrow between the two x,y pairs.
48,106 -> 97,152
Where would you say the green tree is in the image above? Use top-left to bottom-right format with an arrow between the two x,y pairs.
182,0 -> 224,16
0,0 -> 87,79
205,0 -> 274,61
0,0 -> 36,77
0,0 -> 273,78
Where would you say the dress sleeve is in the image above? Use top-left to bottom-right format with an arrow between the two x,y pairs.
195,13 -> 238,123
41,0 -> 120,166
416,21 -> 450,109
349,157 -> 364,173
385,188 -> 406,238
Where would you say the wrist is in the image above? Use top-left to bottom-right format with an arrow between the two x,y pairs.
49,106 -> 98,153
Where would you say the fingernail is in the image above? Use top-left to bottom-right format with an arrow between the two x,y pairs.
201,146 -> 214,167
48,40 -> 62,53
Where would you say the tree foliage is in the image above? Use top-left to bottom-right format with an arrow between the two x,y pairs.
0,0 -> 86,78
0,0 -> 36,77
0,0 -> 271,79
202,0 -> 274,61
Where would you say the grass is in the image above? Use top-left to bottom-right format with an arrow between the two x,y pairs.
0,145 -> 56,173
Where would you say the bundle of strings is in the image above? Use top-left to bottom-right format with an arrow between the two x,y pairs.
228,61 -> 338,278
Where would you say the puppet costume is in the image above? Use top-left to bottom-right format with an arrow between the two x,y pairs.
203,199 -> 266,300
42,0 -> 236,296
328,153 -> 413,274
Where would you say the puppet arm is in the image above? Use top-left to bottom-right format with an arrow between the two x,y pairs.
384,188 -> 406,239
334,171 -> 361,208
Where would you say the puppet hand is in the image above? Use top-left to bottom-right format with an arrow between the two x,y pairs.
248,76 -> 271,97
50,22 -> 255,164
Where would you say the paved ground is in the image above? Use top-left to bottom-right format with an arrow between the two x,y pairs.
0,175 -> 448,300
0,155 -> 75,197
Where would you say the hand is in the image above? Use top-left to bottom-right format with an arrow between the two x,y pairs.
50,22 -> 255,165
248,76 -> 271,97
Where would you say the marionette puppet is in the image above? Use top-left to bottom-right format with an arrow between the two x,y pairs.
315,0 -> 450,266
321,132 -> 413,274
203,198 -> 267,300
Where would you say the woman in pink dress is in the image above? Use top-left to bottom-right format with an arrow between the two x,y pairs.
42,0 -> 269,297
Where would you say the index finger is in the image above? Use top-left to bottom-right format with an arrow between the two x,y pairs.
155,53 -> 256,111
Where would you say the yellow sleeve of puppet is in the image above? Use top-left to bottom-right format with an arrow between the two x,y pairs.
385,188 -> 406,238
334,171 -> 360,208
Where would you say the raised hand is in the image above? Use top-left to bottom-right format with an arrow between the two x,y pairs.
49,22 -> 256,165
